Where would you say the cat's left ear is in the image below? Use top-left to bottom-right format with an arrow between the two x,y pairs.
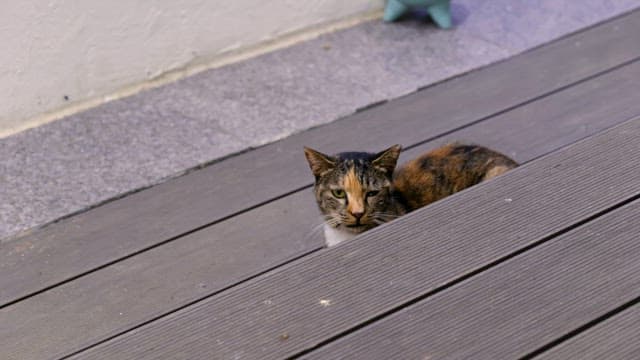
304,147 -> 337,178
372,144 -> 402,174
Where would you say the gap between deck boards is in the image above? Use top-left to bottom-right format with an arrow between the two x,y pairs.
522,295 -> 640,359
533,302 -> 640,359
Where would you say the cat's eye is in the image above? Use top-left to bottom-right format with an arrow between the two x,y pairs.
331,189 -> 346,198
366,190 -> 380,197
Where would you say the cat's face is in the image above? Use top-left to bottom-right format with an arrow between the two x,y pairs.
304,145 -> 402,234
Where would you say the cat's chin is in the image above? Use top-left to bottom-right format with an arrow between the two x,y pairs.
324,225 -> 355,247
324,223 -> 377,247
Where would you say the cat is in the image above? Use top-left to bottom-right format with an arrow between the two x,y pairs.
303,143 -> 518,247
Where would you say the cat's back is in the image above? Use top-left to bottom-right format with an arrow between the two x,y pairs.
393,143 -> 517,210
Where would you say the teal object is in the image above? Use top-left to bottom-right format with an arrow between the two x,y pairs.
383,0 -> 452,29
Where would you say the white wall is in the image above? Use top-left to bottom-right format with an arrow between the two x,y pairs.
0,0 -> 382,137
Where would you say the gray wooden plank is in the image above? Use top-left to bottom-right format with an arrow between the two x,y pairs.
537,304 -> 640,360
303,199 -> 640,360
4,52 -> 640,360
403,57 -> 640,165
0,191 -> 323,360
3,9 -> 640,308
64,116 -> 640,359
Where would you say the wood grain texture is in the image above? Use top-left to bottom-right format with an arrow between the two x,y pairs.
0,191 -> 324,360
536,305 -> 640,360
303,200 -> 640,360
399,58 -> 640,165
5,49 -> 640,360
3,10 -> 640,308
66,117 -> 640,360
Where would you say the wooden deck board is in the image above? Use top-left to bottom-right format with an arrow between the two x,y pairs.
403,58 -> 640,164
1,191 -> 323,360
537,304 -> 640,360
4,57 -> 640,360
3,9 -> 640,309
304,200 -> 640,359
63,117 -> 640,359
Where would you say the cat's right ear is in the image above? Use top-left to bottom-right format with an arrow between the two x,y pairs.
372,144 -> 402,174
304,147 -> 337,178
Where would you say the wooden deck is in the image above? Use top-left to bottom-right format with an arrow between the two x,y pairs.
3,11 -> 640,360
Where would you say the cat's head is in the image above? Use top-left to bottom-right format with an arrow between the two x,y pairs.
303,145 -> 402,234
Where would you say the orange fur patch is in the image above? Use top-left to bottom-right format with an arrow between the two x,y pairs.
393,143 -> 517,210
344,167 -> 364,214
483,165 -> 511,180
426,143 -> 456,158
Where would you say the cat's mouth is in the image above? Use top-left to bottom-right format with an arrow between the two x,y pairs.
344,223 -> 371,233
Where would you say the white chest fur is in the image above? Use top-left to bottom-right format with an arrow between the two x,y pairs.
324,224 -> 356,247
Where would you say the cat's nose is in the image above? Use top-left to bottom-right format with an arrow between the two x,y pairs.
350,211 -> 364,220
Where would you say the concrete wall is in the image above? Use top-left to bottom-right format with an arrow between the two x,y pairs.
0,0 -> 382,137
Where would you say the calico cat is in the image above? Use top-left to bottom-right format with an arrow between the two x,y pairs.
304,143 -> 517,247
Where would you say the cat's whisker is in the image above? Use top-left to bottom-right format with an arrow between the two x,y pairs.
372,212 -> 402,223
319,213 -> 343,227
373,212 -> 402,218
309,221 -> 327,232
326,217 -> 343,228
373,216 -> 393,222
302,217 -> 333,244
